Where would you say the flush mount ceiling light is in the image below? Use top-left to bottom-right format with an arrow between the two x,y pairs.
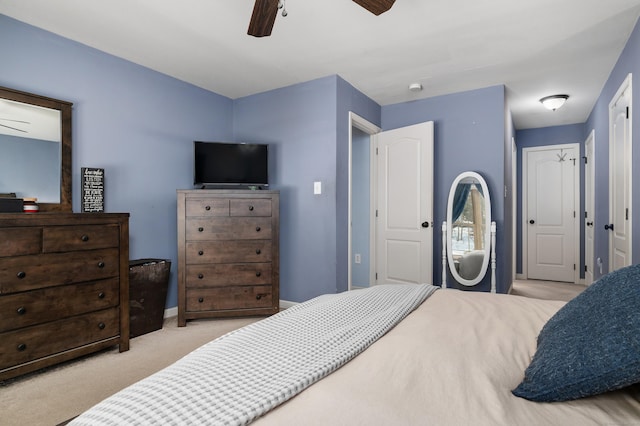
409,83 -> 423,92
540,94 -> 569,111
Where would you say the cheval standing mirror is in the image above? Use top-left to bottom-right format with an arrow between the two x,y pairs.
441,171 -> 496,291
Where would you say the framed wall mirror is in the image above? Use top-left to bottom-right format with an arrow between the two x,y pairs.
442,171 -> 496,290
0,86 -> 72,212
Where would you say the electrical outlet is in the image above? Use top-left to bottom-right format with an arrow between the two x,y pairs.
314,181 -> 322,195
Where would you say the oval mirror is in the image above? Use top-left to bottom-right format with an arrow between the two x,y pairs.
446,171 -> 491,286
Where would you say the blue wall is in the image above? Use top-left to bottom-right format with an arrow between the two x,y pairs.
515,17 -> 640,281
233,76 -> 340,301
1,15 -> 233,308
381,86 -> 509,293
5,11 -> 638,305
233,76 -> 381,301
585,17 -> 640,277
351,127 -> 371,287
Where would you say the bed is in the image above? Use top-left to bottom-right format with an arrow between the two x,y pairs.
70,264 -> 640,425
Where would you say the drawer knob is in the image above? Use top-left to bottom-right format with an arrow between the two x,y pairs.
256,294 -> 262,300
198,250 -> 204,256
16,271 -> 26,279
205,205 -> 211,211
198,273 -> 204,279
255,248 -> 261,255
97,261 -> 105,268
17,343 -> 27,352
98,322 -> 106,330
255,271 -> 261,277
98,292 -> 105,299
255,226 -> 261,232
249,205 -> 254,211
81,234 -> 89,242
16,306 -> 26,315
198,297 -> 204,303
198,227 -> 204,232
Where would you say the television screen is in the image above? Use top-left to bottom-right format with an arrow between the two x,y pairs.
194,141 -> 269,187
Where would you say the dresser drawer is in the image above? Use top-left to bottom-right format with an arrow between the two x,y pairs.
230,199 -> 272,217
0,248 -> 119,294
43,224 -> 120,252
0,307 -> 119,370
186,286 -> 273,311
0,227 -> 42,257
186,217 -> 272,240
185,199 -> 229,217
186,263 -> 272,287
0,278 -> 119,332
186,240 -> 271,264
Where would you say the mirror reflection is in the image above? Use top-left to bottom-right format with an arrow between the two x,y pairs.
0,86 -> 72,212
451,178 -> 486,279
444,171 -> 493,288
0,98 -> 62,203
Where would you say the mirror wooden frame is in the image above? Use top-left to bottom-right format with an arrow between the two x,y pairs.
0,86 -> 72,212
444,171 -> 492,287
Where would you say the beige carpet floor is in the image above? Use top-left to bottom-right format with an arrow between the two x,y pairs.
0,316 -> 259,426
1,281 -> 585,426
510,279 -> 586,302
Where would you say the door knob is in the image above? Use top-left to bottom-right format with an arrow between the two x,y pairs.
421,221 -> 430,228
604,223 -> 614,231
586,221 -> 593,226
529,219 -> 535,224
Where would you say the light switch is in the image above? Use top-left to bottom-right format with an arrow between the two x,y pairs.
314,181 -> 322,195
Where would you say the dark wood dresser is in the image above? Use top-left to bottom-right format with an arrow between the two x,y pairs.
177,190 -> 279,326
0,213 -> 129,381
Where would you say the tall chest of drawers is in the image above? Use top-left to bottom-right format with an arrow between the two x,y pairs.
0,213 -> 129,381
177,190 -> 279,326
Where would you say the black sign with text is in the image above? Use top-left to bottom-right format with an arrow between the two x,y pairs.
81,167 -> 104,213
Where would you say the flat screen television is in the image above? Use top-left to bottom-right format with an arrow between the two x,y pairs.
193,141 -> 269,188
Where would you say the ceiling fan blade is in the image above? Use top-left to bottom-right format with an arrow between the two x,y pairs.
248,0 -> 279,37
352,0 -> 396,15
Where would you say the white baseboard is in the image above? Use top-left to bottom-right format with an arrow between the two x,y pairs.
516,273 -> 526,280
279,300 -> 298,310
163,301 -> 297,319
164,307 -> 178,319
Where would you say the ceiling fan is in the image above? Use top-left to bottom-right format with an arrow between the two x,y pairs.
248,0 -> 396,37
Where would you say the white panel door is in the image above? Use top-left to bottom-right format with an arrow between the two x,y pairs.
584,131 -> 595,285
525,145 -> 577,282
375,121 -> 433,285
608,74 -> 632,272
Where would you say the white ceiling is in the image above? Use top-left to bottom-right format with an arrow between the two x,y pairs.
2,0 -> 640,129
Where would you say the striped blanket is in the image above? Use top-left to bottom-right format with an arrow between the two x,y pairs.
70,284 -> 437,425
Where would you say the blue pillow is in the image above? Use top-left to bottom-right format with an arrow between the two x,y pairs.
512,263 -> 640,402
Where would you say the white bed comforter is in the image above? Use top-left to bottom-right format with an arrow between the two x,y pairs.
70,284 -> 437,426
254,289 -> 640,426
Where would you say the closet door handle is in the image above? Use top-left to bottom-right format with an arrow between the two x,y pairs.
529,219 -> 535,224
604,223 -> 614,231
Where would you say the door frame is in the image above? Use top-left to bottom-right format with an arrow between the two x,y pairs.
584,130 -> 595,285
348,112 -> 380,291
521,143 -> 581,283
